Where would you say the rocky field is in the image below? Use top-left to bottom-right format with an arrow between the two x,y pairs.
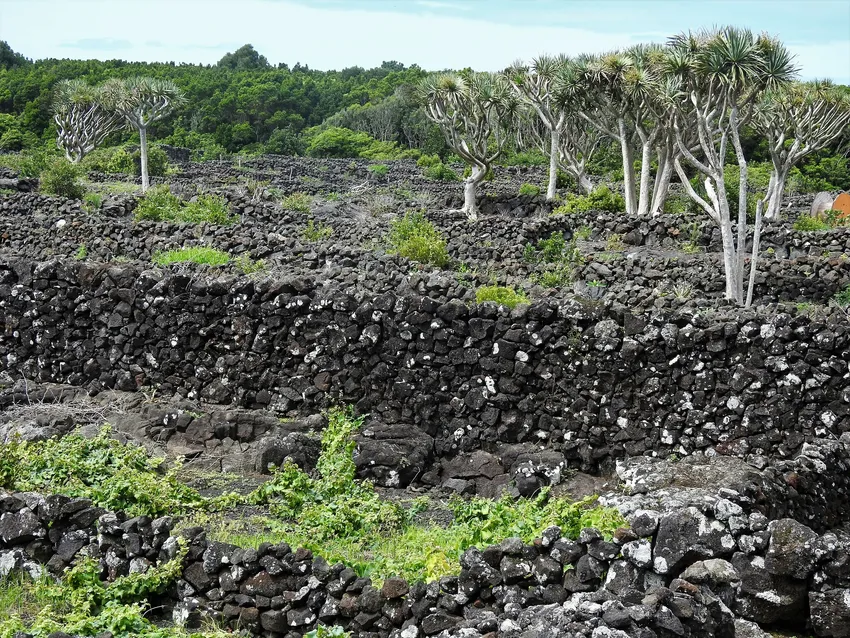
0,155 -> 849,638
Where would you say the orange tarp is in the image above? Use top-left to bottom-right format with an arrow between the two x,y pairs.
832,192 -> 850,220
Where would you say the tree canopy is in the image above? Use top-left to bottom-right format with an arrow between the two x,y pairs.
0,42 -> 428,156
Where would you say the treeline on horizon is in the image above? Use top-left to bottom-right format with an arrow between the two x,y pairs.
0,42 -> 445,159
0,40 -> 848,183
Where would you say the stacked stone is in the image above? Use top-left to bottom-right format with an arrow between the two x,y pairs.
2,485 -> 849,637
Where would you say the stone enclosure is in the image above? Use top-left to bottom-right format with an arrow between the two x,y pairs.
0,155 -> 849,637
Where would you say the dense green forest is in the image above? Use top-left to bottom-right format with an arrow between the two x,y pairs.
0,42 -> 444,159
0,40 -> 848,193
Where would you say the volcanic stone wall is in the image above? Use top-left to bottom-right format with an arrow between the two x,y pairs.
1,258 -> 848,477
2,458 -> 850,638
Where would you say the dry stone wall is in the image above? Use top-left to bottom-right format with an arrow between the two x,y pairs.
1,259 -> 848,482
2,441 -> 850,638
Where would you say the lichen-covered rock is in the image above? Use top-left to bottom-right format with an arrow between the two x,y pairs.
809,589 -> 850,638
653,507 -> 735,575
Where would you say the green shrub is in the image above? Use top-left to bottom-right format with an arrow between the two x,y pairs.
232,254 -> 266,274
206,405 -> 626,582
249,407 -> 405,541
181,194 -> 233,224
417,154 -> 441,168
39,157 -> 85,199
606,233 -> 625,251
574,225 -> 592,241
475,285 -> 529,309
585,143 -> 622,177
82,144 -> 171,177
531,265 -> 574,288
529,231 -> 583,265
423,162 -> 459,182
553,186 -> 625,215
0,147 -> 55,177
793,215 -> 831,231
462,165 -> 494,181
134,185 -> 182,221
152,246 -> 230,267
0,427 -> 204,517
135,186 -> 235,225
663,195 -> 690,215
790,155 -> 850,192
367,164 -> 389,176
0,401 -> 627,587
835,284 -> 850,308
305,126 -> 415,160
281,191 -> 312,213
502,150 -> 548,166
82,146 -> 135,174
525,231 -> 584,287
519,183 -> 541,197
82,192 -> 102,212
134,145 -> 170,177
303,218 -> 334,242
387,211 -> 450,267
556,170 -> 576,190
0,549 -> 192,637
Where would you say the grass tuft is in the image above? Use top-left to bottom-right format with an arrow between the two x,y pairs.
152,246 -> 230,267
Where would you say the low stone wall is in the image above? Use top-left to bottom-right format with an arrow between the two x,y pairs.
1,259 -> 849,482
2,451 -> 850,638
573,252 -> 850,306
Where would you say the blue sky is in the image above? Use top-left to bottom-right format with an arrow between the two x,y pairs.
1,0 -> 848,82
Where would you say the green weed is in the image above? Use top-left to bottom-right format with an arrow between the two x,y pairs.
152,246 -> 230,267
135,186 -> 235,225
475,285 -> 529,309
281,191 -> 312,213
0,427 -> 205,517
386,211 -> 450,267
232,254 -> 266,275
303,218 -> 334,242
552,186 -> 625,215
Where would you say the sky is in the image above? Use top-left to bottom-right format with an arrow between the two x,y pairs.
0,0 -> 848,83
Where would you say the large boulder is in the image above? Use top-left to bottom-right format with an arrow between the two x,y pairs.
810,589 -> 850,638
652,507 -> 736,575
732,552 -> 808,626
354,421 -> 434,488
765,519 -> 818,580
254,432 -> 321,474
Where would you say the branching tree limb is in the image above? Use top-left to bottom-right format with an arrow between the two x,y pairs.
52,80 -> 123,163
665,27 -> 797,306
753,81 -> 850,220
421,72 -> 518,221
102,77 -> 186,192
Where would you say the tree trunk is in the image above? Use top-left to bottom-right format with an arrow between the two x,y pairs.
618,119 -> 637,216
462,164 -> 485,221
729,108 -> 749,306
718,214 -> 739,302
637,137 -> 652,216
650,143 -> 673,216
139,126 -> 150,193
745,197 -> 765,308
578,172 -> 593,194
765,168 -> 787,220
547,129 -> 559,201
